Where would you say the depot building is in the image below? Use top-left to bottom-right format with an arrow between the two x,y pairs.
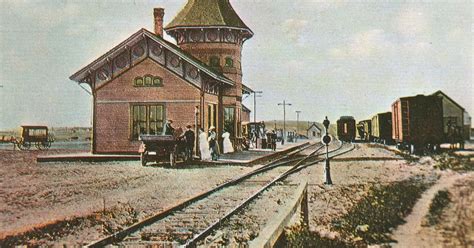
70,0 -> 254,154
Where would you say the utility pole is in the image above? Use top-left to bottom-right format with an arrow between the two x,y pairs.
295,111 -> 301,142
277,100 -> 292,145
253,91 -> 263,123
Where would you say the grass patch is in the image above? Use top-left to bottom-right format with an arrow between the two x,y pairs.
285,177 -> 433,247
334,177 -> 431,244
433,153 -> 474,171
284,224 -> 353,248
425,190 -> 451,226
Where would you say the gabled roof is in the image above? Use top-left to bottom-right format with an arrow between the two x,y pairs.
431,90 -> 465,111
165,0 -> 252,35
307,122 -> 322,131
69,28 -> 234,87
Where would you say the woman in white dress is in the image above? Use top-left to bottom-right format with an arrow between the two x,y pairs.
222,131 -> 234,154
199,129 -> 211,161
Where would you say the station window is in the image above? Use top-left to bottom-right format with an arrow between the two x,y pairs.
224,107 -> 235,137
134,75 -> 163,87
131,104 -> 165,139
224,57 -> 233,67
209,56 -> 220,67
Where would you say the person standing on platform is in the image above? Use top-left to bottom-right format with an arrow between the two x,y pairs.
183,125 -> 195,161
208,126 -> 219,160
163,119 -> 175,135
271,130 -> 277,151
222,131 -> 234,154
199,129 -> 211,161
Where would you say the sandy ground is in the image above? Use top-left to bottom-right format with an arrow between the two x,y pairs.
0,149 -> 255,245
1,142 -> 473,246
286,143 -> 436,237
392,171 -> 474,248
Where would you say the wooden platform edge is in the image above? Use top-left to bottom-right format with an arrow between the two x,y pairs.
249,182 -> 309,248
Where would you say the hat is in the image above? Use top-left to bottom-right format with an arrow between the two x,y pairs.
186,124 -> 192,128
167,119 -> 173,123
209,126 -> 215,130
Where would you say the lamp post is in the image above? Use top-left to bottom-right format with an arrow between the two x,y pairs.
295,111 -> 301,142
278,100 -> 292,145
322,116 -> 332,185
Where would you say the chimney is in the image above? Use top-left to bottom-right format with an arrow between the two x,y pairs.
154,8 -> 165,37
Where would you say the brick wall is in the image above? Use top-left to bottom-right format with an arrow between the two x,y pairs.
94,58 -> 200,153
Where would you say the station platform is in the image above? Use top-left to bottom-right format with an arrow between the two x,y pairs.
36,141 -> 309,165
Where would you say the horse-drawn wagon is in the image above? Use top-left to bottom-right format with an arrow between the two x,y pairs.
1,126 -> 54,150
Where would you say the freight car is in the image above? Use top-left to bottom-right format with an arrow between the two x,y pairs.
357,120 -> 372,142
392,95 -> 443,154
371,112 -> 392,144
337,116 -> 356,142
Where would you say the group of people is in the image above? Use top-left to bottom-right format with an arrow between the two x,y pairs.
199,126 -> 234,161
249,129 -> 278,151
163,120 -> 234,162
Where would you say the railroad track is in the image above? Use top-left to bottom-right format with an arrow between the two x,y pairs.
86,141 -> 352,247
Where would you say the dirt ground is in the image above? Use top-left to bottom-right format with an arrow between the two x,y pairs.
286,142 -> 473,246
0,149 -> 256,245
1,142 -> 473,246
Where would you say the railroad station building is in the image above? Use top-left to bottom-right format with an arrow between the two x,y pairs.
70,0 -> 254,154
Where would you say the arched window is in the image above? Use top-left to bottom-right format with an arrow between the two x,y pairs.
224,57 -> 234,67
209,56 -> 220,67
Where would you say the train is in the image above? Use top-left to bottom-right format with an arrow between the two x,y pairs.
357,120 -> 371,142
371,112 -> 392,144
336,93 -> 466,154
392,95 -> 444,153
336,116 -> 356,142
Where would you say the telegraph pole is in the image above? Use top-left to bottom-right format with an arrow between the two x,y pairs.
253,91 -> 263,123
295,110 -> 301,142
277,100 -> 292,145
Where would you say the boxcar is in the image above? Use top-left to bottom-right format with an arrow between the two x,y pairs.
337,116 -> 356,142
357,120 -> 372,142
392,95 -> 443,153
371,112 -> 392,144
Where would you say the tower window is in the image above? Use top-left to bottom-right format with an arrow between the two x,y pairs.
225,57 -> 234,67
209,56 -> 220,67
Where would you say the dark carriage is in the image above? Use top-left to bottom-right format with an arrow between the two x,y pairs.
16,126 -> 54,150
138,134 -> 187,166
392,95 -> 444,154
337,116 -> 356,142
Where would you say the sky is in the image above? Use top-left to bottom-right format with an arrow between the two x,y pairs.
0,0 -> 472,129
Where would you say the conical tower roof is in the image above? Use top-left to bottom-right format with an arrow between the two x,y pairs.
165,0 -> 252,35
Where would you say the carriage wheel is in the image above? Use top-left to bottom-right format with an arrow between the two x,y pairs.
39,141 -> 51,150
170,152 -> 176,167
18,141 -> 31,151
140,152 -> 147,166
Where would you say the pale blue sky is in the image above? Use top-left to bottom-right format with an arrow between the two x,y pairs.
0,0 -> 472,129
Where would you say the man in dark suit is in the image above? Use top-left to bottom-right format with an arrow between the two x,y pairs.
183,125 -> 195,161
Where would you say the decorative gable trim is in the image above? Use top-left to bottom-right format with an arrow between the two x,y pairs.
69,28 -> 234,92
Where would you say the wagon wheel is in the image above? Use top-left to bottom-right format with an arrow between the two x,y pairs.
38,141 -> 51,150
140,152 -> 147,166
170,151 -> 176,167
17,141 -> 31,151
